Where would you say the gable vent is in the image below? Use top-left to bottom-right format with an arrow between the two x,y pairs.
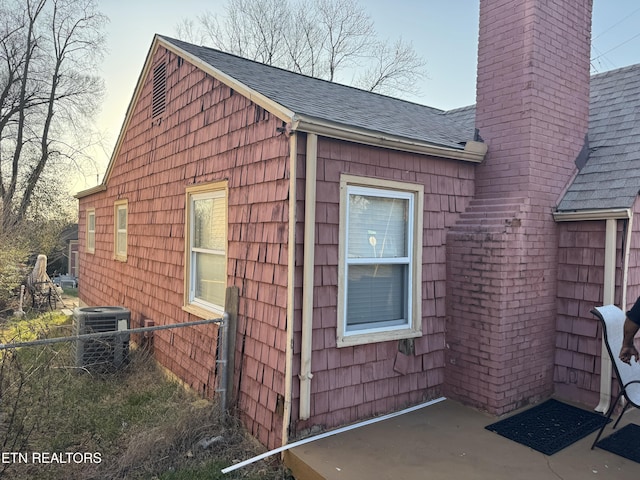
152,61 -> 167,119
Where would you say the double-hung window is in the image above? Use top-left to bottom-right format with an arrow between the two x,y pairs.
114,200 -> 128,261
338,176 -> 423,347
185,182 -> 227,316
87,209 -> 96,254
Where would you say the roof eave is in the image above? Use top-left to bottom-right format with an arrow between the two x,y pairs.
291,115 -> 487,163
83,35 -> 486,200
553,208 -> 632,222
75,184 -> 107,199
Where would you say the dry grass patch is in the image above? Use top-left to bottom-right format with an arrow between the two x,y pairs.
0,313 -> 292,480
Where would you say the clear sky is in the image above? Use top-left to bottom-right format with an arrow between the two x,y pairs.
83,0 -> 640,190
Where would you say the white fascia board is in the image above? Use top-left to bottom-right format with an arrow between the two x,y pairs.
75,184 -> 106,199
291,115 -> 487,163
159,38 -> 295,123
84,34 -> 486,199
82,36 -> 296,197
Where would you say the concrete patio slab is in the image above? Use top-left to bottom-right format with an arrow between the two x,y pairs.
284,399 -> 640,480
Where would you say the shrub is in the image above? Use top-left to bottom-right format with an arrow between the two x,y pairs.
0,241 -> 29,314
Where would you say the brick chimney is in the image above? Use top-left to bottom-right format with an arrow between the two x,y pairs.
445,0 -> 592,414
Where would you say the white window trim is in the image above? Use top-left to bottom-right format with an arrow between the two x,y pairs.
183,181 -> 228,318
114,200 -> 128,261
337,175 -> 423,347
86,208 -> 95,254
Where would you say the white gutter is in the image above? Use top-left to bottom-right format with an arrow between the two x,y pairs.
553,208 -> 631,222
299,133 -> 318,420
290,116 -> 487,164
281,133 -> 298,446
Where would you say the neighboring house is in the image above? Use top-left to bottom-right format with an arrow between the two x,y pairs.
51,223 -> 79,279
76,0 -> 640,451
65,224 -> 80,279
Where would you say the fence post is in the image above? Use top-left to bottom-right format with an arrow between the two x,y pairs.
224,286 -> 239,410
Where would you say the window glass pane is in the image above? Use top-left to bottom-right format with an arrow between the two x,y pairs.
194,196 -> 225,251
117,207 -> 127,230
194,252 -> 226,306
346,264 -> 407,329
88,213 -> 95,251
348,194 -> 408,258
117,232 -> 126,255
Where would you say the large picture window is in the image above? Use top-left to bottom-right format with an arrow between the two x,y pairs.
338,176 -> 423,347
185,182 -> 227,316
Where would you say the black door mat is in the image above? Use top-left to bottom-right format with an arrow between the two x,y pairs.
485,398 -> 609,455
596,423 -> 640,463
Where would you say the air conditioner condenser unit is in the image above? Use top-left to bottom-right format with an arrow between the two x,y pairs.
73,306 -> 130,370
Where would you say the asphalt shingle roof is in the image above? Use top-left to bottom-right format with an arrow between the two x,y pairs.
440,67 -> 640,213
161,36 -> 640,212
160,36 -> 475,150
557,63 -> 640,212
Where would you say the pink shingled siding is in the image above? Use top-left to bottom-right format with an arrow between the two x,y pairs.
445,0 -> 592,414
77,46 -> 289,449
290,135 -> 475,435
555,221 -> 612,406
76,0 -> 617,449
555,203 -> 640,406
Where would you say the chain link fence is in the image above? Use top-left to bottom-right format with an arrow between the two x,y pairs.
0,290 -> 290,480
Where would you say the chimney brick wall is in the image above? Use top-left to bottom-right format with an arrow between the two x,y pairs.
445,0 -> 592,414
475,0 -> 591,200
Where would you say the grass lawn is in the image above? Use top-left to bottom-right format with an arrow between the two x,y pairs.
0,309 -> 292,480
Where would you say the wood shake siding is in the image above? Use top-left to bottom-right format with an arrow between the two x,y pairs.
555,200 -> 640,407
555,221 -> 610,406
78,47 -> 289,449
290,136 -> 475,434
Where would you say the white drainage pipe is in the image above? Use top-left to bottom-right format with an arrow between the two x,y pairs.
221,396 -> 447,474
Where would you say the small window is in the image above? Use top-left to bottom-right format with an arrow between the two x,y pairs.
114,200 -> 128,261
337,176 -> 423,347
185,182 -> 227,316
87,209 -> 95,254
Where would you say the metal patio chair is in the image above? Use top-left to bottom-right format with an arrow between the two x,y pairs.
590,305 -> 640,449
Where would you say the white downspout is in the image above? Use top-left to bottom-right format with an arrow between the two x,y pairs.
282,133 -> 298,446
621,212 -> 633,325
596,218 -> 616,412
616,212 -> 633,412
299,133 -> 318,420
595,217 -> 624,413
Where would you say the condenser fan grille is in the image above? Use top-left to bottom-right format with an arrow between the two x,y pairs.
73,307 -> 130,371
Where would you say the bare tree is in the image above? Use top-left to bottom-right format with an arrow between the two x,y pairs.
355,37 -> 427,96
0,0 -> 106,231
315,0 -> 375,81
175,0 -> 426,97
281,2 -> 326,77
